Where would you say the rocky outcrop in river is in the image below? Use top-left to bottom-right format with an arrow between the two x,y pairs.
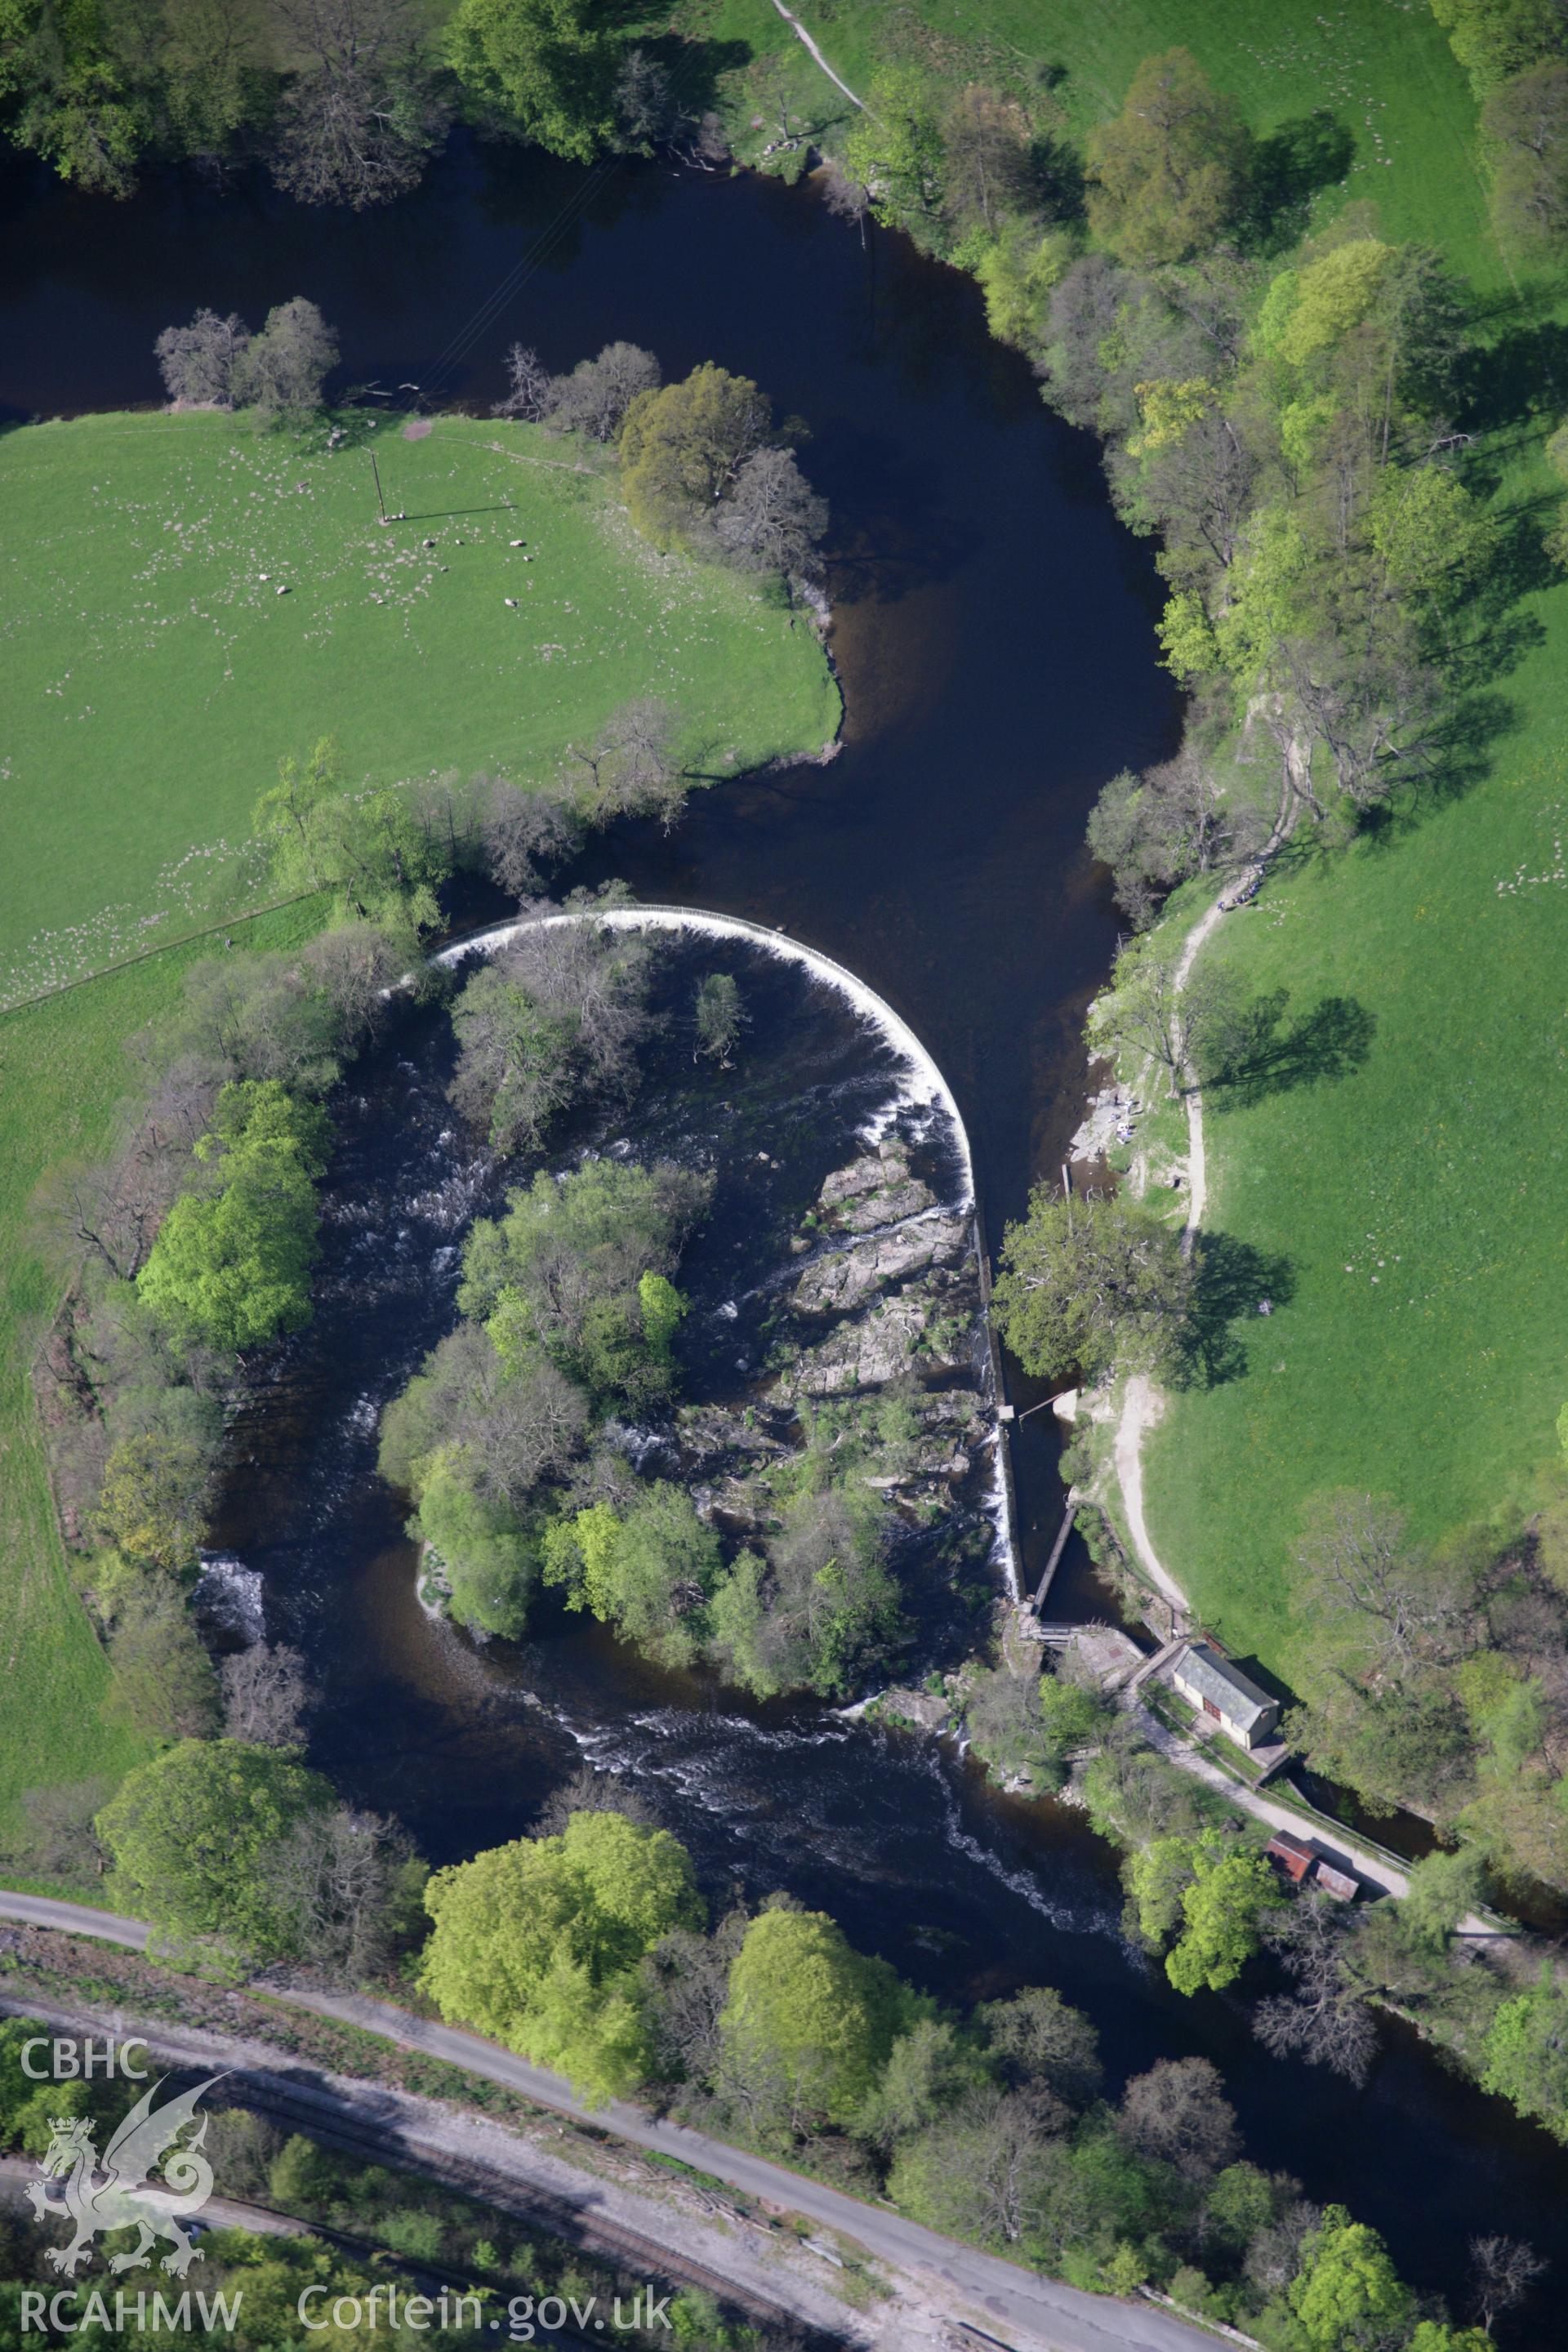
667,1139 -> 993,1541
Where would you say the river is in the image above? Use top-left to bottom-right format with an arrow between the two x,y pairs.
6,129 -> 1568,2310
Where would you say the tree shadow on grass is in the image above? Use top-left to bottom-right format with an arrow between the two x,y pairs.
1237,112 -> 1356,253
1454,317 -> 1568,436
1202,990 -> 1377,1109
1171,1232 -> 1298,1391
1423,687 -> 1521,810
1437,504 -> 1557,695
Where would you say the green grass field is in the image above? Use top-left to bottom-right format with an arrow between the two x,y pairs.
0,409 -> 838,1003
1143,584 -> 1568,1672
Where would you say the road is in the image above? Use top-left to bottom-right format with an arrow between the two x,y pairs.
0,1890 -> 1220,2352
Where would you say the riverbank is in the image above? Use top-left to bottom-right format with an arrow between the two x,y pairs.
13,109 -> 1556,2322
0,897 -> 338,1826
680,0 -> 1498,283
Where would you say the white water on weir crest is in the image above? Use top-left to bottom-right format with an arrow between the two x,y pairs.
427,903 -> 1022,1597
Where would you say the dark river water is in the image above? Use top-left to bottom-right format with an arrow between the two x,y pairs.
6,131 -> 1568,2318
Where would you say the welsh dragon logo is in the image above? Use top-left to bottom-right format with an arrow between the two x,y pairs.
24,2075 -> 223,2277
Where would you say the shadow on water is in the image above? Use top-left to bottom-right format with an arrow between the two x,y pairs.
8,130 -> 1568,2305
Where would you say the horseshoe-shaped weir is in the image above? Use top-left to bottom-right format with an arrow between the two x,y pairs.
431,902 -> 1019,1597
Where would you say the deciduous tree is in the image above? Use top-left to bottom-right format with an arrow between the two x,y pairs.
940,82 -> 1032,236
0,0 -> 143,194
421,1811 -> 703,2100
154,307 -> 252,405
979,1985 -> 1103,2106
992,1188 -> 1192,1384
270,0 -> 445,207
1484,59 -> 1568,246
492,340 -> 555,419
447,919 -> 654,1154
718,1906 -> 911,2132
233,295 -> 339,414
543,1481 -> 720,1667
708,1486 -> 902,1699
96,1737 -> 332,1955
1118,2057 -> 1241,2180
618,363 -> 773,544
1087,50 -> 1250,265
136,1080 -> 329,1352
443,0 -> 614,163
547,340 -> 661,441
1481,1967 -> 1568,2139
693,972 -> 746,1066
1466,2232 -> 1548,2334
844,65 -> 943,232
1288,2206 -> 1414,2351
887,2089 -> 1070,2249
1431,0 -> 1563,95
713,447 -> 827,585
94,1427 -> 215,1572
220,1641 -> 310,1745
1254,1892 -> 1379,2082
104,1574 -> 220,1741
260,1802 -> 425,1979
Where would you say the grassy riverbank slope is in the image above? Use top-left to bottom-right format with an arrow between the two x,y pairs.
0,409 -> 838,1004
0,899 -> 327,1831
1144,603 -> 1568,1666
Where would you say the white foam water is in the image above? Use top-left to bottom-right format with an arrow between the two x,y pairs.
194,1552 -> 265,1643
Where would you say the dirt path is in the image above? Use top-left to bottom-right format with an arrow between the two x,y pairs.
768,1 -> 869,114
1171,898 -> 1226,1245
1113,745 -> 1306,1597
1111,1374 -> 1189,1616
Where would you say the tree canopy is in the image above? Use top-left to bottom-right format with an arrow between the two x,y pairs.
1289,2205 -> 1414,2350
1482,59 -> 1568,248
443,0 -> 614,163
461,1156 -> 710,1403
136,1080 -> 330,1353
1086,49 -> 1251,265
421,1811 -> 705,2100
618,364 -> 773,544
96,1738 -> 332,1955
1481,1969 -> 1568,2139
1129,1829 -> 1281,1993
991,1188 -> 1192,1383
542,1482 -> 721,1668
719,1907 -> 915,2131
